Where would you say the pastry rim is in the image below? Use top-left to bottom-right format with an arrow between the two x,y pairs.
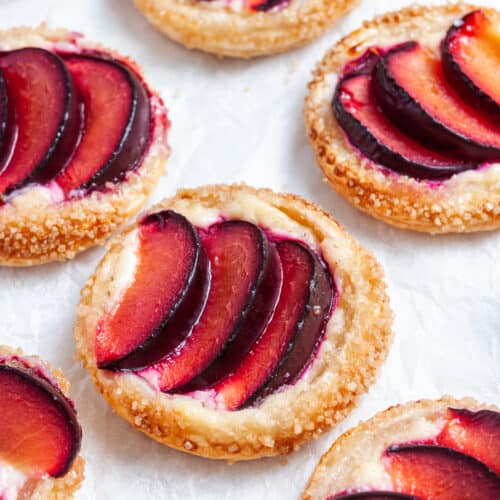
75,183 -> 393,461
302,396 -> 500,499
304,3 -> 500,234
0,345 -> 85,500
0,24 -> 170,267
134,0 -> 359,58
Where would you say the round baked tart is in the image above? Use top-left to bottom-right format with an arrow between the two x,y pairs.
305,4 -> 500,234
0,345 -> 84,500
134,0 -> 359,58
0,26 -> 170,266
303,397 -> 500,499
75,184 -> 393,460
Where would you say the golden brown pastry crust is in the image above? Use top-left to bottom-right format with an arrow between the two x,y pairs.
0,25 -> 170,267
0,345 -> 84,500
302,397 -> 500,499
75,183 -> 393,460
305,4 -> 500,234
134,0 -> 358,58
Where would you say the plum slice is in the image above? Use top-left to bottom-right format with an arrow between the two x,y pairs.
384,444 -> 500,499
55,54 -> 150,193
374,41 -> 500,161
443,10 -> 500,115
177,241 -> 283,392
438,407 -> 500,475
332,493 -> 420,500
0,362 -> 81,478
0,48 -> 81,196
253,245 -> 333,402
244,0 -> 288,11
213,241 -> 327,410
333,53 -> 473,180
139,221 -> 270,392
95,210 -> 206,369
0,73 -> 8,156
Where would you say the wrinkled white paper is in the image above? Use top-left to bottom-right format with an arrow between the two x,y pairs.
0,0 -> 499,498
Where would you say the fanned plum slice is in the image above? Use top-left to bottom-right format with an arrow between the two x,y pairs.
253,246 -> 333,402
438,407 -> 500,474
374,42 -> 500,161
333,70 -> 473,179
0,48 -> 80,196
56,54 -> 150,193
0,73 -> 8,155
0,363 -> 81,477
443,10 -> 500,115
140,221 -> 269,392
213,241 -> 323,410
111,246 -> 210,371
244,0 -> 288,11
95,211 -> 203,369
177,241 -> 283,392
384,445 -> 500,499
332,493 -> 420,500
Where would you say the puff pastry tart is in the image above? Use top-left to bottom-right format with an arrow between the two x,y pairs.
0,26 -> 169,266
134,0 -> 359,58
303,397 -> 500,499
75,184 -> 393,460
305,5 -> 500,233
0,346 -> 84,500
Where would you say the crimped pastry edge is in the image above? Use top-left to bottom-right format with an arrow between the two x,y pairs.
0,25 -> 170,267
302,396 -> 500,499
75,183 -> 393,461
304,3 -> 500,234
0,345 -> 85,500
134,0 -> 358,58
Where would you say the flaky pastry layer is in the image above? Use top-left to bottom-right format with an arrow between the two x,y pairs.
135,0 -> 358,58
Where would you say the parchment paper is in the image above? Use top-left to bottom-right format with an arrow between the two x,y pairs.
0,0 -> 499,498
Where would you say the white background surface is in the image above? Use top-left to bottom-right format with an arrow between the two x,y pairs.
0,0 -> 499,498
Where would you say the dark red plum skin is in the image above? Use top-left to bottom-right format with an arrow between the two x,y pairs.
385,444 -> 500,497
176,239 -> 283,393
333,51 -> 474,180
100,210 -> 209,371
331,493 -> 420,500
0,72 -> 8,156
0,48 -> 83,195
442,11 -> 500,116
374,41 -> 500,162
249,243 -> 334,405
0,362 -> 82,478
62,54 -> 151,191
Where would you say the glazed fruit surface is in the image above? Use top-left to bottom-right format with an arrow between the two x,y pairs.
330,407 -> 500,499
0,46 -> 152,203
95,210 -> 335,410
0,355 -> 81,481
333,9 -> 500,181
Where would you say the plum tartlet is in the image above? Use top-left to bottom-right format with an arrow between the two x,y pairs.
305,4 -> 500,233
75,184 -> 393,460
0,26 -> 169,266
303,398 -> 500,499
0,346 -> 84,500
134,0 -> 358,58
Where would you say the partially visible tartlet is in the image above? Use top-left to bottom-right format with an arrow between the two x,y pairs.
0,25 -> 170,266
75,184 -> 393,461
303,397 -> 500,499
0,345 -> 84,500
135,0 -> 359,58
305,4 -> 500,233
